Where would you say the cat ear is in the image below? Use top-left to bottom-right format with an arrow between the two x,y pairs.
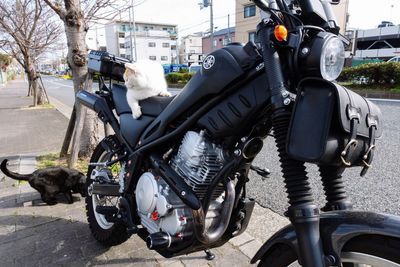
125,63 -> 137,74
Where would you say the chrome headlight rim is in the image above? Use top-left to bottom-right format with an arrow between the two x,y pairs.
320,34 -> 345,81
299,32 -> 345,81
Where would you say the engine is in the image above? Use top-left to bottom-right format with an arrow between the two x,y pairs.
135,130 -> 226,239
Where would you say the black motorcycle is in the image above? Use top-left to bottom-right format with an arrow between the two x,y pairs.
77,0 -> 400,266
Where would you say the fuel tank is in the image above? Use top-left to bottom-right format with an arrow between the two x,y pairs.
140,42 -> 265,145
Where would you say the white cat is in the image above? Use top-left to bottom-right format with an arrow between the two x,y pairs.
123,60 -> 171,119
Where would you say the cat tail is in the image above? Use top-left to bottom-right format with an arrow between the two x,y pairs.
0,159 -> 31,181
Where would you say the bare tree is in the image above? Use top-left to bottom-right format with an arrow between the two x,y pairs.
0,0 -> 61,105
43,0 -> 123,166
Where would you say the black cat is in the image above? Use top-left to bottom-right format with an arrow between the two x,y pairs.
1,159 -> 86,205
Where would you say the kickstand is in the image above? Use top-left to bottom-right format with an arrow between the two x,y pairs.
204,249 -> 215,261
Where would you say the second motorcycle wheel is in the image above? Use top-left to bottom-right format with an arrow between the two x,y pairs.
85,138 -> 129,246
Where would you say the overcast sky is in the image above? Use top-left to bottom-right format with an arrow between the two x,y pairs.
126,0 -> 400,34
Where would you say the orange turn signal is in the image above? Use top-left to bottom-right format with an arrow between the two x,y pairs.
274,25 -> 288,42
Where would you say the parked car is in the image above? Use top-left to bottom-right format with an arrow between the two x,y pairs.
388,56 -> 400,62
353,76 -> 369,84
188,64 -> 201,73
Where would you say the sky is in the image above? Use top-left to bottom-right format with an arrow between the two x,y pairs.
347,0 -> 400,29
111,0 -> 237,37
125,0 -> 400,33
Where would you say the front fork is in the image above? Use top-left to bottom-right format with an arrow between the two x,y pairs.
257,20 -> 326,266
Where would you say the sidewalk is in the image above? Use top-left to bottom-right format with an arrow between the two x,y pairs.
0,79 -> 289,266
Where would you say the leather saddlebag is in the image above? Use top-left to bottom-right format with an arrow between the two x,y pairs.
287,78 -> 382,176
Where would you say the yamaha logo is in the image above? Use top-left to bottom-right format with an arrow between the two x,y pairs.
203,55 -> 215,69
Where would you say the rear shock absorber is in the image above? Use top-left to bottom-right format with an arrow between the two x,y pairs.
319,166 -> 353,211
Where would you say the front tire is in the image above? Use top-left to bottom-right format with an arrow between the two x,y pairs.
258,235 -> 400,267
85,139 -> 129,246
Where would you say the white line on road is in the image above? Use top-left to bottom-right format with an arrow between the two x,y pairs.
44,78 -> 71,88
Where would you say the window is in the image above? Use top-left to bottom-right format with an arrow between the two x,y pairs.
120,43 -> 125,48
213,39 -> 217,47
149,56 -> 156,60
244,5 -> 256,18
162,43 -> 170,48
171,45 -> 177,50
118,32 -> 125,38
248,31 -> 256,42
161,56 -> 168,61
148,42 -> 156,47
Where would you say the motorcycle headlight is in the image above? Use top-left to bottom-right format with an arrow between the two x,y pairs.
300,32 -> 345,81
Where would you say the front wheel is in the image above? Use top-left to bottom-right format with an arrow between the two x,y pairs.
258,235 -> 400,267
85,139 -> 129,246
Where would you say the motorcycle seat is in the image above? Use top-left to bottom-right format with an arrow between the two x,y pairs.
111,83 -> 175,117
111,83 -> 175,148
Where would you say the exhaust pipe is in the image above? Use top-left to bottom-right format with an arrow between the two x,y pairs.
192,179 -> 235,245
146,232 -> 178,250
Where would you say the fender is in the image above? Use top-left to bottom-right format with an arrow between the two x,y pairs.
251,210 -> 400,265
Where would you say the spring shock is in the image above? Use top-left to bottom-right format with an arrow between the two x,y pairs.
319,166 -> 353,211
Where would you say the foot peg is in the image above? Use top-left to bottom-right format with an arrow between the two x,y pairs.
96,206 -> 118,216
250,165 -> 270,179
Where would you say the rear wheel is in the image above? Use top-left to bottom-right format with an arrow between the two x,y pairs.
85,139 -> 129,246
258,235 -> 400,267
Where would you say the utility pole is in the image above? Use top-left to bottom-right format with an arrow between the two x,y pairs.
227,14 -> 231,43
200,0 -> 214,52
210,0 -> 214,51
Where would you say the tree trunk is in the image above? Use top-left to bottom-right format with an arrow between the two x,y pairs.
60,5 -> 101,163
26,58 -> 47,106
60,105 -> 76,158
68,104 -> 86,168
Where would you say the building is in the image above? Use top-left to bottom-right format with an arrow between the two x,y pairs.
86,25 -> 107,51
179,32 -> 203,66
346,25 -> 400,61
202,27 -> 235,55
105,21 -> 178,63
235,0 -> 349,43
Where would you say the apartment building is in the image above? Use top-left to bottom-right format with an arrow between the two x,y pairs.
105,21 -> 178,63
202,27 -> 235,54
235,0 -> 349,43
179,33 -> 203,66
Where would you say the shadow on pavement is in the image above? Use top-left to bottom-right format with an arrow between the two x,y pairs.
0,214 -> 156,266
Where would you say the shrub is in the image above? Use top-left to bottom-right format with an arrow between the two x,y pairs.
165,72 -> 194,84
338,62 -> 400,85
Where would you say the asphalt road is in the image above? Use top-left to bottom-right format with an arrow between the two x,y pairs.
249,99 -> 400,216
41,75 -> 181,107
42,75 -> 400,216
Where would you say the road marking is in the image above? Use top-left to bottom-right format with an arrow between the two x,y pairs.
43,78 -> 71,88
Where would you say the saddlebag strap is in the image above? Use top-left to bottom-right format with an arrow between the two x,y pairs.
340,105 -> 360,166
360,113 -> 378,176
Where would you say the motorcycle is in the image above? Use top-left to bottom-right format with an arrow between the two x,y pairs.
77,0 -> 400,266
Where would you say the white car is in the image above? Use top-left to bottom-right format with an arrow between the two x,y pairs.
388,56 -> 400,62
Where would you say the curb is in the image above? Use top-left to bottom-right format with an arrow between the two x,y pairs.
48,96 -> 72,119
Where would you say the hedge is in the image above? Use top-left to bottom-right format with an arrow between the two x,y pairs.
165,72 -> 194,84
338,62 -> 400,85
